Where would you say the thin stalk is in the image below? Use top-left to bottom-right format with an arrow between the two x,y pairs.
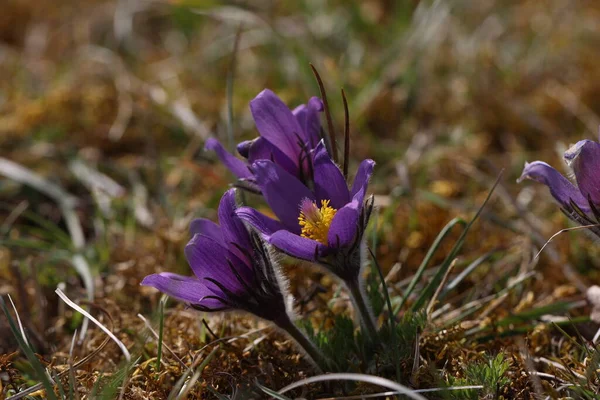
226,24 -> 243,151
309,64 -> 338,162
276,316 -> 330,373
341,88 -> 350,180
368,247 -> 400,381
346,278 -> 379,345
155,297 -> 166,372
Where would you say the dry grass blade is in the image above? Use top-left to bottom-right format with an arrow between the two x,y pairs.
0,158 -> 77,206
7,294 -> 29,347
534,224 -> 600,261
594,325 -> 600,344
192,6 -> 265,27
534,357 -> 586,381
277,373 -> 427,400
517,337 -> 543,396
68,330 -> 80,400
426,258 -> 456,319
69,160 -> 125,198
55,288 -> 131,362
315,385 -> 484,399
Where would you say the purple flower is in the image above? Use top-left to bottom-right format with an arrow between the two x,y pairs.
141,189 -> 290,324
235,142 -> 380,343
236,142 -> 375,283
518,138 -> 600,235
205,89 -> 324,188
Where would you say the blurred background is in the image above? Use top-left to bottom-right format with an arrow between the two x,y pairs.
2,0 -> 600,396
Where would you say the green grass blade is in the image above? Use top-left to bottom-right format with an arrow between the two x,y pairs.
368,247 -> 400,381
397,217 -> 466,312
1,296 -> 58,400
89,372 -> 104,398
442,251 -> 497,297
167,346 -> 219,400
411,172 -> 502,312
205,386 -> 231,400
0,204 -> 72,246
0,238 -> 55,251
497,301 -> 580,327
52,370 -> 66,399
255,381 -> 294,400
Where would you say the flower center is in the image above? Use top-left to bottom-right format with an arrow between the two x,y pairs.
298,198 -> 337,244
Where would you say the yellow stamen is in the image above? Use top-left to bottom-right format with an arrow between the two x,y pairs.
298,199 -> 337,244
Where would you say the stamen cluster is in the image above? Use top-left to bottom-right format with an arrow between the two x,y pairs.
298,199 -> 337,244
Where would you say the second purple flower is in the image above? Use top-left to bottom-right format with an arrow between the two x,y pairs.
519,137 -> 600,236
205,89 -> 324,189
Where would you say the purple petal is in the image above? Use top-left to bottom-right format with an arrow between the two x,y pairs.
235,206 -> 285,238
237,140 -> 253,158
185,234 -> 252,292
564,140 -> 590,165
189,218 -> 224,244
141,273 -> 227,309
308,96 -> 324,111
246,137 -> 272,162
313,142 -> 350,209
205,138 -> 252,179
252,160 -> 315,233
218,190 -> 252,262
327,200 -> 360,248
565,140 -> 600,205
247,137 -> 298,177
250,89 -> 304,165
350,159 -> 375,204
518,161 -> 589,211
270,230 -> 324,261
293,96 -> 323,149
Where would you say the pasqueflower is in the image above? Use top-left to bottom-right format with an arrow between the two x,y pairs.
141,189 -> 329,370
205,89 -> 323,188
518,138 -> 600,236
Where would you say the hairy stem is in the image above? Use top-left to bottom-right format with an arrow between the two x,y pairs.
346,277 -> 379,345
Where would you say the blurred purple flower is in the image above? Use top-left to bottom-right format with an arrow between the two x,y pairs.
518,138 -> 600,235
205,89 -> 323,189
236,142 -> 375,283
141,189 -> 290,325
